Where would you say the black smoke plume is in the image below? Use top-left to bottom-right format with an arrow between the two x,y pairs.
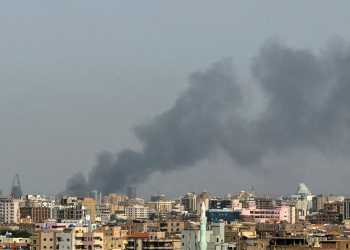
65,38 -> 350,196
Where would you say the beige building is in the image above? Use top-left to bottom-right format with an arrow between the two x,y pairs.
125,205 -> 149,220
159,220 -> 186,234
146,202 -> 172,214
0,197 -> 20,223
80,198 -> 96,222
103,236 -> 127,250
94,225 -> 127,238
39,230 -> 55,250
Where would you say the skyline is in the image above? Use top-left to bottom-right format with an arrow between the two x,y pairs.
1,1 -> 350,198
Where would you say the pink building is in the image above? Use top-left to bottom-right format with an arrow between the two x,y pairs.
239,205 -> 290,223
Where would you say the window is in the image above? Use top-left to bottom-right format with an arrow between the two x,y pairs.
182,243 -> 184,246
33,240 -> 37,244
182,235 -> 184,238
50,239 -> 53,241
50,247 -> 53,249
44,238 -> 47,241
44,246 -> 47,249
347,244 -> 349,249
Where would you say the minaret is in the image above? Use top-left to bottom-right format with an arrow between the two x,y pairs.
200,201 -> 207,250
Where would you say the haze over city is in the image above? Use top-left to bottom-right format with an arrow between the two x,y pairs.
2,1 -> 350,199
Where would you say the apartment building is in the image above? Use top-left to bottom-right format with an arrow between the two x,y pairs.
312,194 -> 326,211
20,207 -> 51,223
0,197 -> 20,223
240,205 -> 291,223
127,232 -> 180,250
184,193 -> 197,213
159,220 -> 186,234
146,201 -> 172,214
125,205 -> 149,220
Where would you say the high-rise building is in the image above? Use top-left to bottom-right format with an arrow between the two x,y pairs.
344,199 -> 350,220
11,174 -> 23,199
127,187 -> 136,199
184,192 -> 197,212
88,190 -> 102,205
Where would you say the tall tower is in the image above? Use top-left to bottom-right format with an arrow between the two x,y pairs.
200,201 -> 207,250
11,174 -> 23,199
127,186 -> 136,199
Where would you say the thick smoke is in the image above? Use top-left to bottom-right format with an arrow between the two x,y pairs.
65,39 -> 350,196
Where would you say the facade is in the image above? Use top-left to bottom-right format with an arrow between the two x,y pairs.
56,228 -> 74,250
146,201 -> 172,214
127,232 -> 180,250
239,205 -> 291,223
206,209 -> 240,222
0,197 -> 20,223
312,194 -> 326,211
159,220 -> 186,233
344,198 -> 350,220
80,198 -> 96,222
125,205 -> 149,220
184,193 -> 197,213
20,207 -> 51,223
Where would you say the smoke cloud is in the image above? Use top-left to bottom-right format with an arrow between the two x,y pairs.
65,38 -> 350,196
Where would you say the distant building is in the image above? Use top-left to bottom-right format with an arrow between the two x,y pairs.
343,198 -> 350,220
295,183 -> 311,196
312,194 -> 326,211
209,199 -> 232,209
206,209 -> 240,222
127,187 -> 137,199
240,204 -> 291,223
315,201 -> 343,224
125,205 -> 149,220
88,190 -> 102,205
184,193 -> 197,213
151,195 -> 166,202
11,174 -> 23,199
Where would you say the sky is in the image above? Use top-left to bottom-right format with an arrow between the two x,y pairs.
1,1 -> 350,199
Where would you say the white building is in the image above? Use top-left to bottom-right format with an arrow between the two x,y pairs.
0,197 -> 20,223
125,205 -> 149,220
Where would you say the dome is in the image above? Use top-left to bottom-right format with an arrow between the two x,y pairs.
295,183 -> 311,195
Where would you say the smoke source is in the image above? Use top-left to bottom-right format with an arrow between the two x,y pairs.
65,38 -> 350,196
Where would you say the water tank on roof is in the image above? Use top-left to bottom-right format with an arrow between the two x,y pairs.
69,224 -> 74,227
5,246 -> 10,249
215,220 -> 220,223
189,225 -> 193,229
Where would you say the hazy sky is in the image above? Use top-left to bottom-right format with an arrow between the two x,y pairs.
1,1 -> 350,199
